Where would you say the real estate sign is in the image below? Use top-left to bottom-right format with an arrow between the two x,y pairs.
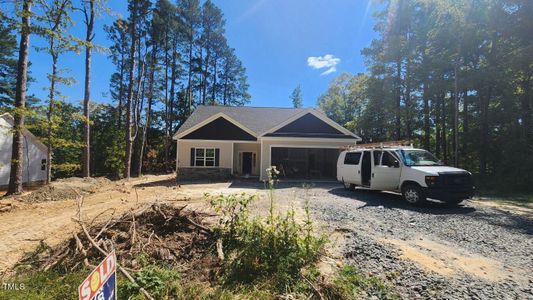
78,251 -> 117,300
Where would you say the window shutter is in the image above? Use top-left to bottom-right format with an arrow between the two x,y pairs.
190,148 -> 195,166
215,148 -> 220,166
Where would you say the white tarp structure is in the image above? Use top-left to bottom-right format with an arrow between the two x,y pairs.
0,113 -> 47,187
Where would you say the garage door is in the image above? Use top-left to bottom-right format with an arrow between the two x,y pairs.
271,147 -> 339,179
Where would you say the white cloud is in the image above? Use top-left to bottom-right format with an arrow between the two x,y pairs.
307,54 -> 340,75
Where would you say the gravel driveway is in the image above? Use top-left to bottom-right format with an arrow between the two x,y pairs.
236,181 -> 533,299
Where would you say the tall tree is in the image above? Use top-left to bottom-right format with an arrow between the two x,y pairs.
290,85 -> 303,108
7,0 -> 32,195
37,0 -> 75,184
0,13 -> 18,109
123,0 -> 150,179
80,0 -> 95,178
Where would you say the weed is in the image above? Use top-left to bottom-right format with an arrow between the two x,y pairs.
206,166 -> 327,292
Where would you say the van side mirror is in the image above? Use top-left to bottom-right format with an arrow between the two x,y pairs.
392,159 -> 399,168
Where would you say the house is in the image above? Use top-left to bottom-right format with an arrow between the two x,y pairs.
173,106 -> 361,181
0,113 -> 48,188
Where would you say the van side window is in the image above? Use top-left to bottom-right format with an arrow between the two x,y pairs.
380,151 -> 400,168
344,152 -> 361,165
373,151 -> 382,165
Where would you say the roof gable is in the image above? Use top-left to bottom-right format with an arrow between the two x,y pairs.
181,116 -> 256,141
173,105 -> 361,141
273,113 -> 344,135
174,106 -> 305,138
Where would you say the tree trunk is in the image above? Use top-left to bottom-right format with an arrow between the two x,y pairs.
8,0 -> 32,195
405,58 -> 412,140
137,49 -> 156,177
480,86 -> 492,177
453,64 -> 459,167
202,48 -> 210,105
441,92 -> 447,162
46,52 -> 58,184
435,93 -> 441,158
117,50 -> 125,128
462,88 -> 468,165
187,27 -> 194,114
82,0 -> 95,178
165,39 -> 177,167
423,81 -> 430,150
211,55 -> 217,102
395,58 -> 402,140
124,4 -> 137,179
521,71 -> 532,141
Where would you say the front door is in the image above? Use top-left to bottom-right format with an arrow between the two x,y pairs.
371,151 -> 401,190
242,152 -> 253,175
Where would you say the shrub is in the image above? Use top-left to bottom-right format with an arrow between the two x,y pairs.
207,166 -> 326,290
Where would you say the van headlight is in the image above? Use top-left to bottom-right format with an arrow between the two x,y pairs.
425,176 -> 439,187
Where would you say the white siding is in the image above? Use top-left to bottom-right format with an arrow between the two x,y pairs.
177,140 -> 233,169
0,117 -> 47,185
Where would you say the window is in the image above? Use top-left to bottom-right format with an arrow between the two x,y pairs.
192,147 -> 218,167
380,151 -> 399,168
41,159 -> 47,171
373,151 -> 382,165
344,152 -> 361,165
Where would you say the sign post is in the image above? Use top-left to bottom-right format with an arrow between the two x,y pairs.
78,251 -> 117,300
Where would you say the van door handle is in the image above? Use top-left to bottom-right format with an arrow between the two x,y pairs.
372,173 -> 374,178
358,170 -> 360,174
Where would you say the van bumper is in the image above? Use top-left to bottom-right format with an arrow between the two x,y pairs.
423,186 -> 475,201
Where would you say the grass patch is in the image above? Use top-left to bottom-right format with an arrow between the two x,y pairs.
323,266 -> 400,300
474,192 -> 533,209
0,269 -> 89,300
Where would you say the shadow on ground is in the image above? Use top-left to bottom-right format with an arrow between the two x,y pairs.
329,187 -> 533,234
328,187 -> 477,215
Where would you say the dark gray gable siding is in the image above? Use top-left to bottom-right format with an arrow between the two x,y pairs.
181,117 -> 256,141
265,113 -> 353,138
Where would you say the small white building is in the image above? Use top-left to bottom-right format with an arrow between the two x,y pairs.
0,113 -> 48,188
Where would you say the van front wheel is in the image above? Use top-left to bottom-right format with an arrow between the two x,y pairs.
402,184 -> 426,205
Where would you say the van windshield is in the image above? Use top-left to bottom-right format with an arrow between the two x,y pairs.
398,149 -> 444,166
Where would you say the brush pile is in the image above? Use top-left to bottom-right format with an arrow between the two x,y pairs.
17,202 -> 219,281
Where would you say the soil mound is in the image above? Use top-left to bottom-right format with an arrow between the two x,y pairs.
20,177 -> 112,202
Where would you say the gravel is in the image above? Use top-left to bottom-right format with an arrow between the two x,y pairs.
268,182 -> 533,300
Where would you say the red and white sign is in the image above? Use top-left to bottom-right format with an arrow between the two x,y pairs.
78,251 -> 116,300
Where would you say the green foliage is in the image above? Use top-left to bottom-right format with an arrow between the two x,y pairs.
0,269 -> 89,300
207,169 -> 326,291
0,13 -> 18,108
291,84 -> 303,108
324,266 -> 399,300
319,0 -> 533,192
119,264 -> 181,299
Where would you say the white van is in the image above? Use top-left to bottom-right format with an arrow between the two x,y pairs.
337,146 -> 474,205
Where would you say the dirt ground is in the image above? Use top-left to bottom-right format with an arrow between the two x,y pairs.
0,175 -> 261,275
0,176 -> 531,298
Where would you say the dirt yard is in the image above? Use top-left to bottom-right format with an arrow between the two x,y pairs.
0,176 -> 531,299
0,175 -> 259,275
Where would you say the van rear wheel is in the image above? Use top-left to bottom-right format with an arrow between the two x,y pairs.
402,184 -> 426,205
343,181 -> 355,191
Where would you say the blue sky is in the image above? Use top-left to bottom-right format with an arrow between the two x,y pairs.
26,0 -> 379,108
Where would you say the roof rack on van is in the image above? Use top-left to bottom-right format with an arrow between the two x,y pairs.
342,140 -> 414,151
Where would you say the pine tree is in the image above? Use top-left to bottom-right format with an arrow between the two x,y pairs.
7,0 -> 32,195
290,85 -> 303,108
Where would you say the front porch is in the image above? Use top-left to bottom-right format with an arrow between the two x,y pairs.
176,140 -> 262,181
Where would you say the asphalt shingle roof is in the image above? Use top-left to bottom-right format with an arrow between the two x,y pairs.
175,106 -> 308,136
